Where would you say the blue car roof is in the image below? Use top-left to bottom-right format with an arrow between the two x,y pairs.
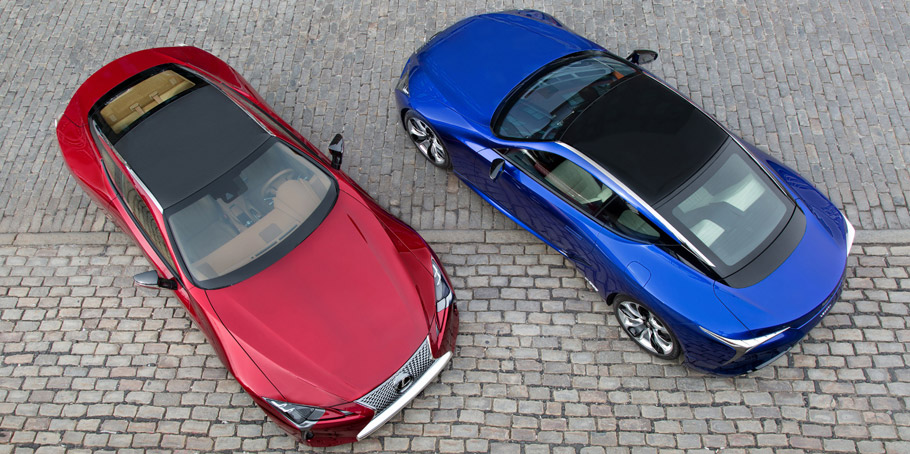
418,11 -> 599,123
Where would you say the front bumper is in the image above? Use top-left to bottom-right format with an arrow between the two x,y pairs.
267,302 -> 459,447
357,347 -> 453,440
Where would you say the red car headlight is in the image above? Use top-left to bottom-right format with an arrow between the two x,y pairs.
432,258 -> 453,312
264,398 -> 326,430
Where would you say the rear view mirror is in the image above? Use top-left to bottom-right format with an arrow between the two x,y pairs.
328,134 -> 344,169
490,159 -> 505,180
134,270 -> 178,290
627,49 -> 658,65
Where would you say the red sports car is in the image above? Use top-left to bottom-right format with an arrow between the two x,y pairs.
56,46 -> 459,446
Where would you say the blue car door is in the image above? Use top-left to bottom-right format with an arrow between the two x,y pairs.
465,145 -> 612,283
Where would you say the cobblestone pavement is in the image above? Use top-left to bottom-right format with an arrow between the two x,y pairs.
2,0 -> 910,453
0,0 -> 909,233
1,231 -> 909,454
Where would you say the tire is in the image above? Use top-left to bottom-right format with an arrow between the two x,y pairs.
404,111 -> 451,169
614,296 -> 681,360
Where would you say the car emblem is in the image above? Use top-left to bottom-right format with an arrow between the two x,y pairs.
392,372 -> 415,394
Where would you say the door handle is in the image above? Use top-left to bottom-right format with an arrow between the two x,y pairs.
560,226 -> 590,266
558,249 -> 591,267
566,226 -> 585,241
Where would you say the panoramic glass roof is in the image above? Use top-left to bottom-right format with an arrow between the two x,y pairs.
561,74 -> 728,204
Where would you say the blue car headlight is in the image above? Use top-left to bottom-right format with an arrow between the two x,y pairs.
264,397 -> 325,430
843,212 -> 855,251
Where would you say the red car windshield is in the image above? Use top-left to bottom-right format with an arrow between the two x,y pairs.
167,139 -> 336,287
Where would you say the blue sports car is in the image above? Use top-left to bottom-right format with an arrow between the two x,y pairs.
394,10 -> 854,375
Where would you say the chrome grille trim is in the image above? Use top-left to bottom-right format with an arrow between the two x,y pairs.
356,336 -> 434,412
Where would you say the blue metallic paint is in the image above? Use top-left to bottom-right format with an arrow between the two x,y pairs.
395,10 -> 851,374
416,12 -> 596,122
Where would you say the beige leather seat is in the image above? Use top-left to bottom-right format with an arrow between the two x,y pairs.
176,196 -> 237,261
545,159 -> 613,205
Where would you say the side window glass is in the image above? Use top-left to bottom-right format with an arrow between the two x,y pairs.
596,198 -> 662,242
125,189 -> 176,271
91,125 -> 177,272
503,147 -> 665,244
504,148 -> 613,214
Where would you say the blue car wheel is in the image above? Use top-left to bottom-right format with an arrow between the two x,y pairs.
404,111 -> 451,169
615,296 -> 681,360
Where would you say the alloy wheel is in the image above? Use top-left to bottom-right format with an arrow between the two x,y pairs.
616,299 -> 679,359
406,115 -> 449,168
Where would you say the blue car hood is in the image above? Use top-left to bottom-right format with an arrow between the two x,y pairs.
714,208 -> 847,332
418,12 -> 598,122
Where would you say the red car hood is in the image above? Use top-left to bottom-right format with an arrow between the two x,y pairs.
207,190 -> 431,405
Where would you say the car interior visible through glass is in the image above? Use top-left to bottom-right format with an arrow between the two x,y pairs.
505,148 -> 661,241
99,70 -> 196,134
660,141 -> 792,270
495,54 -> 637,140
167,140 -> 333,283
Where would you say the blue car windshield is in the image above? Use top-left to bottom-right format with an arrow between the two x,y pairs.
494,54 -> 637,140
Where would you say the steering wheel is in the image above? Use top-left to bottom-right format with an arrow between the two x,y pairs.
260,169 -> 297,202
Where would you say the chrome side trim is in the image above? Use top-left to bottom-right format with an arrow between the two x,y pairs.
90,121 -> 164,213
700,326 -> 789,365
356,350 -> 452,440
557,141 -> 716,268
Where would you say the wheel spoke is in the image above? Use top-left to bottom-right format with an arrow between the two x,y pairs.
413,137 -> 433,157
409,118 -> 432,139
408,124 -> 427,140
634,325 -> 655,352
406,115 -> 448,167
618,300 -> 675,357
651,330 -> 674,354
618,303 -> 645,327
430,139 -> 446,162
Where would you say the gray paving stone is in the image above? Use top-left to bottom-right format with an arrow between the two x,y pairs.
1,233 -> 909,452
2,0 -> 910,452
0,0 -> 902,233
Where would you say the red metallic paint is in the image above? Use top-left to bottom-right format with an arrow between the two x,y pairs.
56,47 -> 458,447
208,190 -> 431,405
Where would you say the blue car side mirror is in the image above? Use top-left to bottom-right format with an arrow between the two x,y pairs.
627,49 -> 658,65
490,159 -> 505,180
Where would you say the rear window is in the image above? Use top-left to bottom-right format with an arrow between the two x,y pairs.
91,66 -> 204,144
658,140 -> 794,274
99,70 -> 195,134
494,54 -> 637,141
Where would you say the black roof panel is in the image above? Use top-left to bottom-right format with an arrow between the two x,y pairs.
561,74 -> 728,204
114,85 -> 269,208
